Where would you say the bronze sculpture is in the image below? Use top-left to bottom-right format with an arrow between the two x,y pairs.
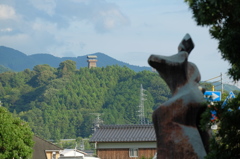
148,34 -> 209,159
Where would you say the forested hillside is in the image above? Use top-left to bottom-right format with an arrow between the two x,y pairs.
0,60 -> 170,141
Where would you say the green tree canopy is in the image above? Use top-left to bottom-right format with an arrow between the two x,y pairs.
58,60 -> 76,77
0,63 -> 170,139
185,0 -> 240,81
185,1 -> 240,158
200,96 -> 240,159
0,106 -> 34,159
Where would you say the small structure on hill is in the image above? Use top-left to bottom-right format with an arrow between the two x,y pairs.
87,55 -> 97,68
90,124 -> 156,159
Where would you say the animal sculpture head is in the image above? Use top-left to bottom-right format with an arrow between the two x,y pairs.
148,34 -> 201,94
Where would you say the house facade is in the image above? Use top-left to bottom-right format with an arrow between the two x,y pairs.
90,124 -> 156,159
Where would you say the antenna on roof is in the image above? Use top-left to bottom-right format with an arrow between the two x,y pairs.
137,84 -> 146,124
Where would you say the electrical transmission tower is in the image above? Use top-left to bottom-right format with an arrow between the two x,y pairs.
90,113 -> 103,132
137,84 -> 146,124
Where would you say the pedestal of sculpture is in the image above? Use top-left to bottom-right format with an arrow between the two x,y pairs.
148,34 -> 208,159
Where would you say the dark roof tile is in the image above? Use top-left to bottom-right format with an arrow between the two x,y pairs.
32,135 -> 63,159
90,124 -> 156,142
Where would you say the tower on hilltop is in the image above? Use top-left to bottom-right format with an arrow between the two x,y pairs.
87,55 -> 97,68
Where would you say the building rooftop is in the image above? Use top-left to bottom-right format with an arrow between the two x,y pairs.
89,124 -> 156,143
60,149 -> 87,157
33,135 -> 63,159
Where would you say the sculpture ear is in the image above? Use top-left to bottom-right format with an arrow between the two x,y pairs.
178,33 -> 194,55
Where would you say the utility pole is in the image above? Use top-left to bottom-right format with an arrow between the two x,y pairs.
137,84 -> 146,125
221,73 -> 223,94
204,73 -> 222,92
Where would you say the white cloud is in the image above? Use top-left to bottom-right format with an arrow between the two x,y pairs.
3,0 -> 130,33
0,28 -> 12,32
0,33 -> 31,51
31,18 -> 57,32
53,0 -> 130,32
0,4 -> 16,19
95,8 -> 130,32
0,0 -> 230,82
28,0 -> 56,16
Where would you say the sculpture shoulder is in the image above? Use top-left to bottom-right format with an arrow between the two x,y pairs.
162,85 -> 204,107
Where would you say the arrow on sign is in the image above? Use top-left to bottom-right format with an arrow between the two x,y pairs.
212,92 -> 220,100
204,91 -> 221,101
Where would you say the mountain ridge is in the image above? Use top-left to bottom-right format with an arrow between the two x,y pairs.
211,81 -> 240,92
0,46 -> 151,72
0,46 -> 239,92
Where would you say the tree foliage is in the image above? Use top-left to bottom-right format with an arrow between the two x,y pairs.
0,106 -> 34,159
199,82 -> 213,91
185,1 -> 240,158
200,96 -> 240,159
0,62 -> 171,140
185,0 -> 240,81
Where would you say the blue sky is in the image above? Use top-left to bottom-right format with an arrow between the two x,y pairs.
0,0 -> 232,83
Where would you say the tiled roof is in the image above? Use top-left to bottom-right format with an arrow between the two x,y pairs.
32,135 -> 63,159
89,124 -> 156,142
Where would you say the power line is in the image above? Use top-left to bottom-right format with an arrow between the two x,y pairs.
204,73 -> 223,93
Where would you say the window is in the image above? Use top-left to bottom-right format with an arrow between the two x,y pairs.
129,148 -> 138,157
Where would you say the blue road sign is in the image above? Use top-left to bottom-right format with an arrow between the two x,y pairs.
204,91 -> 221,101
222,91 -> 235,108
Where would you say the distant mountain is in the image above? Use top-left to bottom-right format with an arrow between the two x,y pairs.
0,46 -> 36,72
1,46 -> 239,92
213,81 -> 240,92
0,46 -> 151,72
0,65 -> 12,73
